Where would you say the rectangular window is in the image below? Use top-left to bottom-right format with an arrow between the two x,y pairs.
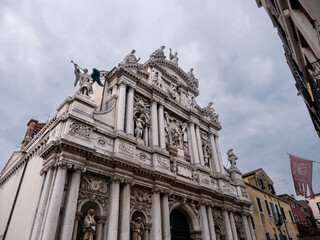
275,204 -> 280,214
280,207 -> 287,220
274,233 -> 279,240
270,202 -> 277,221
266,233 -> 271,240
257,197 -> 264,213
265,200 -> 271,215
289,210 -> 294,222
250,216 -> 256,230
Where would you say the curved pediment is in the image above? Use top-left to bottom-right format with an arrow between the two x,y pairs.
144,59 -> 199,97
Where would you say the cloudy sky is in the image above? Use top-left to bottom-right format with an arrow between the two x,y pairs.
1,0 -> 319,196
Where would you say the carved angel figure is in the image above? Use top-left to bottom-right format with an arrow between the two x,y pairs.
120,49 -> 140,64
150,45 -> 166,59
227,148 -> 238,168
187,68 -> 199,88
170,83 -> 181,103
80,209 -> 96,240
130,217 -> 144,240
203,144 -> 211,167
73,62 -> 104,97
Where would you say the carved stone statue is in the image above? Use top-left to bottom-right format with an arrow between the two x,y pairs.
80,209 -> 96,240
164,112 -> 188,149
152,71 -> 162,88
73,62 -> 104,97
150,46 -> 166,59
227,148 -> 238,168
203,144 -> 211,167
120,49 -> 140,64
169,48 -> 179,65
187,68 -> 199,88
134,115 -> 145,139
130,217 -> 144,240
74,66 -> 93,97
170,84 -> 181,103
203,102 -> 220,124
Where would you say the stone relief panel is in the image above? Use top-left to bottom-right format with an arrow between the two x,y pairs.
118,140 -> 135,156
199,172 -> 211,185
176,163 -> 193,179
69,120 -> 92,139
211,178 -> 219,190
212,208 -> 225,236
157,156 -> 170,171
78,174 -> 109,215
136,150 -> 152,165
234,212 -> 246,240
130,187 -> 152,219
241,187 -> 249,198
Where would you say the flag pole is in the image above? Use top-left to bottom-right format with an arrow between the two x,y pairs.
287,153 -> 320,164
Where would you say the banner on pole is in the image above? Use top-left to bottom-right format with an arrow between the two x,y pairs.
289,154 -> 314,198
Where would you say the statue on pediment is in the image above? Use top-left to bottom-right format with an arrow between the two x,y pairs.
169,48 -> 179,65
187,68 -> 199,88
72,61 -> 104,97
150,45 -> 166,59
227,148 -> 238,168
120,49 -> 140,64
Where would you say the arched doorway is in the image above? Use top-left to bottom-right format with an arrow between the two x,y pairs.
170,209 -> 191,240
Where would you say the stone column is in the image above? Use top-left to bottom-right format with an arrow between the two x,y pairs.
30,167 -> 54,240
195,125 -> 204,165
126,86 -> 134,135
60,168 -> 82,240
107,179 -> 121,240
151,190 -> 162,240
119,183 -> 131,240
151,100 -> 159,146
247,215 -> 256,240
72,214 -> 80,240
222,209 -> 233,240
189,122 -> 200,164
241,214 -> 252,240
199,204 -> 210,240
229,211 -> 238,240
42,164 -> 68,240
158,104 -> 166,149
214,135 -> 224,173
161,193 -> 170,240
209,132 -> 221,172
97,219 -> 104,240
116,83 -> 127,131
207,206 -> 216,240
144,127 -> 149,146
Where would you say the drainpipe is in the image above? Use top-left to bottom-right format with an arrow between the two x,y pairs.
2,155 -> 29,240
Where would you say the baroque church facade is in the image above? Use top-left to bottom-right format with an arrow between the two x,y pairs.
0,47 -> 255,240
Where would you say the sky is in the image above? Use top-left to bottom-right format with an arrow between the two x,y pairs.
0,0 -> 319,197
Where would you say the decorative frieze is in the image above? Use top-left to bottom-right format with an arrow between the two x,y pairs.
158,157 -> 170,170
176,163 -> 193,179
118,141 -> 135,155
130,187 -> 152,218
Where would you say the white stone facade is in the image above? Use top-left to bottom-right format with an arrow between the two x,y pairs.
0,49 -> 252,240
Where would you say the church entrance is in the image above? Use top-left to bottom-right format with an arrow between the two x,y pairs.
170,209 -> 191,240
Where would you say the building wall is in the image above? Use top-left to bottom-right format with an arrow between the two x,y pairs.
246,184 -> 299,240
308,194 -> 320,227
0,165 -> 23,235
0,155 -> 43,238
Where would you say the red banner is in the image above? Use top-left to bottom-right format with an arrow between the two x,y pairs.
289,154 -> 314,198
